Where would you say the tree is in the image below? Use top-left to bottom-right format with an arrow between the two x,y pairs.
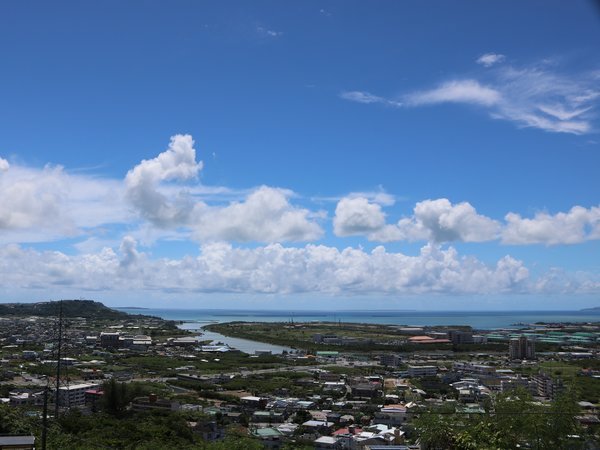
414,412 -> 460,450
539,389 -> 582,450
0,404 -> 36,435
101,378 -> 129,415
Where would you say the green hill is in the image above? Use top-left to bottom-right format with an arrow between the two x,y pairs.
0,300 -> 134,319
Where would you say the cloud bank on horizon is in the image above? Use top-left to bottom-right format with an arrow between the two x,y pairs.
0,133 -> 599,299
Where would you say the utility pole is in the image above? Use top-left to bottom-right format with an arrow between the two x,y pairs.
41,387 -> 48,450
54,300 -> 63,418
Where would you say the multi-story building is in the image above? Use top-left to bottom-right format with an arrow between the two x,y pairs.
453,362 -> 495,375
448,330 -> 474,345
130,394 -> 180,412
373,406 -> 408,427
509,336 -> 535,360
532,372 -> 564,400
407,365 -> 437,377
57,383 -> 100,407
99,332 -> 120,349
500,375 -> 537,395
380,354 -> 402,367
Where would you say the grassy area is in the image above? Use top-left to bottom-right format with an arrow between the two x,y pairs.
219,371 -> 315,396
206,321 -> 509,354
117,352 -> 288,377
515,360 -> 600,403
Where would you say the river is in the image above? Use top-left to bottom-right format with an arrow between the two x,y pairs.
178,321 -> 293,355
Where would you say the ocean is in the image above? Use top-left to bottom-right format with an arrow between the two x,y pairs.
118,308 -> 600,330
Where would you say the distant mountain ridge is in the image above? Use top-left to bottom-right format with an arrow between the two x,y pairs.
581,306 -> 600,311
0,300 -> 133,319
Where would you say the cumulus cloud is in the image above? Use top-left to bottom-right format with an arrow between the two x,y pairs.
0,136 -> 323,245
399,199 -> 501,243
339,198 -> 600,247
193,186 -> 323,242
333,197 -> 387,237
343,58 -> 599,134
125,134 -> 203,227
0,241 -> 551,295
0,164 -> 69,232
123,135 -> 323,243
0,160 -> 131,243
503,205 -> 600,245
476,53 -> 505,67
335,197 -> 500,243
119,235 -> 141,268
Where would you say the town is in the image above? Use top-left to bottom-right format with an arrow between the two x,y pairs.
1,301 -> 599,449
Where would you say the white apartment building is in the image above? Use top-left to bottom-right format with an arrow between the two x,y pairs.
57,383 -> 100,407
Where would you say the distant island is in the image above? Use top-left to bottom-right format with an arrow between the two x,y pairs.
114,306 -> 150,310
581,306 -> 600,311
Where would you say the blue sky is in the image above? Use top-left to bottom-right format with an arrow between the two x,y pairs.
0,1 -> 599,309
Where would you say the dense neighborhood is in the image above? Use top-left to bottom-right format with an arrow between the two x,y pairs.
1,301 -> 599,449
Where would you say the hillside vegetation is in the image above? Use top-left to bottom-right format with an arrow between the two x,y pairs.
0,300 -> 135,320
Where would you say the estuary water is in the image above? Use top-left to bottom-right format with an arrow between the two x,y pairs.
119,308 -> 600,330
178,321 -> 293,354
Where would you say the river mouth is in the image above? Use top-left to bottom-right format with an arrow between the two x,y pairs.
177,321 -> 294,355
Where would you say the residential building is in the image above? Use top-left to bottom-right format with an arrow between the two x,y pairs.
251,427 -> 284,450
448,330 -> 474,345
351,383 -> 382,399
313,436 -> 339,449
373,405 -> 408,427
0,435 -> 35,450
407,365 -> 437,377
509,336 -> 535,360
57,383 -> 100,407
532,372 -> 564,400
99,332 -> 120,349
130,394 -> 180,412
380,354 -> 402,367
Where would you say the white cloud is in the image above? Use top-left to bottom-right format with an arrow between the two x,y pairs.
2,136 -> 599,252
401,199 -> 502,243
0,162 -> 130,243
489,65 -> 597,134
537,104 -> 592,121
406,80 -> 501,107
0,240 -> 548,296
336,197 -> 500,244
313,189 -> 397,207
193,186 -> 323,243
503,205 -> 600,245
333,197 -> 387,237
256,26 -> 283,38
346,58 -> 599,134
340,198 -> 600,247
476,53 -> 505,67
125,134 -> 203,227
0,157 -> 9,172
340,91 -> 402,107
0,164 -> 72,233
124,136 -> 323,243
119,235 -> 141,268
0,136 -> 323,246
